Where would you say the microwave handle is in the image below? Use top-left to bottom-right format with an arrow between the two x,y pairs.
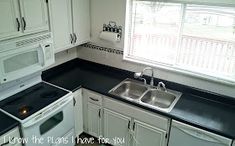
40,44 -> 46,67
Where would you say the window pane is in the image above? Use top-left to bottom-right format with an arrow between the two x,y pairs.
130,1 -> 182,64
126,1 -> 235,82
177,5 -> 235,76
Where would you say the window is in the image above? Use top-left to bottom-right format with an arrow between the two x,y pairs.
125,0 -> 235,84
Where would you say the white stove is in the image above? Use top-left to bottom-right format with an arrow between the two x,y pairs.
0,74 -> 75,146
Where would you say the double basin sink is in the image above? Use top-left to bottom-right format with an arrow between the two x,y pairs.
109,78 -> 182,113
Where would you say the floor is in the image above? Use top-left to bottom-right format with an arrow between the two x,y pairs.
76,133 -> 110,146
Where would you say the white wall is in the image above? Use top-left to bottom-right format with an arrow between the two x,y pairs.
77,0 -> 235,97
90,0 -> 126,49
48,47 -> 77,69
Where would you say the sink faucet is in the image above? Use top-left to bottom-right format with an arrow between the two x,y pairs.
157,82 -> 167,92
134,67 -> 154,87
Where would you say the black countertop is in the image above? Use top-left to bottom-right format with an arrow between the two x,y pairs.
42,59 -> 235,139
0,112 -> 19,136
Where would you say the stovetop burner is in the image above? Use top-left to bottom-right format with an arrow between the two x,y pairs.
19,105 -> 33,116
41,91 -> 58,98
0,82 -> 69,120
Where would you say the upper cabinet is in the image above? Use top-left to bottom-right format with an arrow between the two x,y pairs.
0,0 -> 49,41
0,0 -> 21,40
19,0 -> 49,34
49,0 -> 90,53
49,0 -> 73,53
72,0 -> 90,45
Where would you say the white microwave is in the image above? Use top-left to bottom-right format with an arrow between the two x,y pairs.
0,33 -> 54,84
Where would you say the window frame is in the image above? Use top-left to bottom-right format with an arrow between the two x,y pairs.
124,0 -> 235,85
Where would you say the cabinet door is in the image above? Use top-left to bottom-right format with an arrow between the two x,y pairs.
73,89 -> 83,137
103,109 -> 131,146
19,0 -> 49,34
0,0 -> 22,41
0,127 -> 22,146
87,103 -> 102,137
72,0 -> 90,45
49,0 -> 73,53
133,120 -> 167,146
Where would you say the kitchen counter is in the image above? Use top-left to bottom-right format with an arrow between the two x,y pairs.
42,58 -> 235,139
0,111 -> 19,136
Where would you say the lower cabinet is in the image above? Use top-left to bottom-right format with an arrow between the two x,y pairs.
133,120 -> 166,146
103,109 -> 131,146
87,103 -> 102,137
83,89 -> 169,146
102,108 -> 168,146
83,89 -> 103,137
73,89 -> 83,136
0,127 -> 22,146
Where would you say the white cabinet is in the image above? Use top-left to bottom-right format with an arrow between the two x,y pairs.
103,109 -> 131,146
133,120 -> 166,146
82,90 -> 169,146
49,0 -> 90,53
73,89 -> 83,137
0,127 -> 22,146
83,89 -> 102,137
49,0 -> 73,53
0,0 -> 21,40
0,0 -> 49,41
19,0 -> 49,34
103,97 -> 169,146
72,0 -> 90,45
169,120 -> 232,146
87,103 -> 102,137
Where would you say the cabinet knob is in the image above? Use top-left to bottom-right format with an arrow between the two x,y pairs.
128,121 -> 131,129
70,34 -> 74,44
98,109 -> 101,118
73,33 -> 77,44
89,97 -> 99,102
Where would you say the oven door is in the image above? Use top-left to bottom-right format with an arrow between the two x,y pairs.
0,43 -> 48,84
21,96 -> 75,146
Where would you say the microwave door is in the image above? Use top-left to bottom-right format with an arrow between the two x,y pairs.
0,44 -> 45,83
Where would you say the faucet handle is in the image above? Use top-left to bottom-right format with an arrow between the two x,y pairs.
134,72 -> 143,78
157,82 -> 167,92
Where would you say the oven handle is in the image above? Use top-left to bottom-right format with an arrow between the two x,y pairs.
40,44 -> 46,67
22,96 -> 73,128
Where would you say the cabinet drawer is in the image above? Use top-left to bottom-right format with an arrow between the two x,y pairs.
85,90 -> 102,106
0,127 -> 22,146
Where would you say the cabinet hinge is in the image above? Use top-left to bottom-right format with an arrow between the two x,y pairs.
165,133 -> 168,139
45,0 -> 48,3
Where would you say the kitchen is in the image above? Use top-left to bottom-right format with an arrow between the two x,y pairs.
0,0 -> 235,146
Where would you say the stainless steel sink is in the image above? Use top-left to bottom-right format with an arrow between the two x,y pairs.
109,79 -> 148,100
109,78 -> 182,113
140,89 -> 181,112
